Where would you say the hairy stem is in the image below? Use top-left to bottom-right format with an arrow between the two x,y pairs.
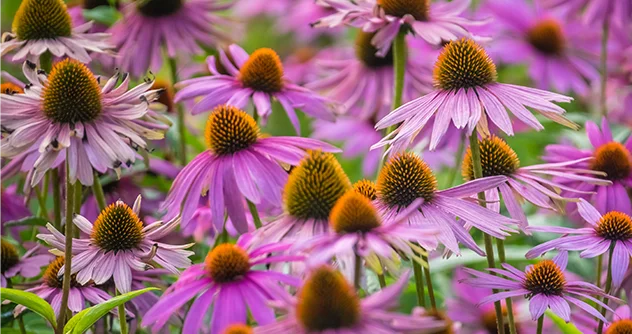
497,239 -> 517,334
247,199 -> 263,229
536,315 -> 544,334
92,170 -> 107,212
412,259 -> 426,308
55,156 -> 74,334
354,253 -> 362,291
169,57 -> 188,166
596,246 -> 614,334
52,170 -> 62,230
118,290 -> 128,334
599,18 -> 610,117
421,253 -> 437,310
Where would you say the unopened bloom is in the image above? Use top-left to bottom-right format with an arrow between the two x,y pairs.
142,235 -> 303,333
374,38 -> 574,153
0,60 -> 167,186
255,266 -> 444,333
1,0 -> 112,63
162,105 -> 339,234
174,45 -> 336,134
38,196 -> 193,293
1,240 -> 51,287
527,199 -> 632,288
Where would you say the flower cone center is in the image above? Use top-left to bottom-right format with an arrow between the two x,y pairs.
1,239 -> 19,274
239,48 -> 284,93
205,244 -> 250,283
43,59 -> 102,124
151,79 -> 174,112
596,211 -> 632,241
136,0 -> 182,17
330,191 -> 382,234
1,83 -> 24,95
43,257 -> 80,288
607,320 -> 632,334
353,179 -> 378,201
527,19 -> 566,56
284,151 -> 351,221
433,38 -> 497,90
355,31 -> 393,68
12,0 -> 72,41
377,0 -> 429,21
463,135 -> 520,180
378,153 -> 437,208
91,202 -> 144,252
297,266 -> 361,331
205,105 -> 259,155
524,260 -> 566,297
223,324 -> 253,334
591,142 -> 632,181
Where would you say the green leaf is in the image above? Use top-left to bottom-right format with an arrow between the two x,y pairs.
545,310 -> 582,334
82,6 -> 121,26
0,288 -> 57,329
65,287 -> 158,334
3,216 -> 48,228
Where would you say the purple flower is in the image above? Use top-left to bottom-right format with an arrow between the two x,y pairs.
527,199 -> 632,288
38,196 -> 193,293
0,0 -> 112,63
255,266 -> 444,333
542,0 -> 631,27
0,60 -> 167,186
174,45 -> 336,134
373,38 -> 574,153
375,152 -> 518,256
483,0 -> 599,95
1,240 -> 51,287
108,0 -> 231,77
543,118 -> 632,214
463,252 -> 616,322
313,0 -> 486,56
142,234 -> 303,333
1,185 -> 31,226
161,105 -> 339,235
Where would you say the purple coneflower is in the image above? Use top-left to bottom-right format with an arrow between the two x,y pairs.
484,0 -> 599,95
375,152 -> 518,256
173,45 -> 336,133
1,0 -> 112,63
373,38 -> 574,152
462,135 -> 610,230
1,240 -> 51,287
161,105 -> 339,234
255,266 -> 443,333
108,0 -> 230,77
142,234 -> 303,333
463,252 -> 616,322
15,257 -> 112,316
313,0 -> 486,56
542,0 -> 631,27
38,196 -> 193,293
526,199 -> 632,288
0,59 -> 167,186
543,118 -> 632,214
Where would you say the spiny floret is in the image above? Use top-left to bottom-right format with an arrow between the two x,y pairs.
527,19 -> 566,56
607,319 -> 632,334
43,257 -> 79,288
91,202 -> 144,252
596,211 -> 632,241
1,239 -> 19,274
462,135 -> 520,180
591,142 -> 632,181
433,38 -> 497,90
12,0 -> 72,40
239,48 -> 284,93
296,266 -> 361,331
353,179 -> 378,201
524,260 -> 566,297
223,324 -> 253,334
355,31 -> 393,68
136,0 -> 183,17
377,0 -> 429,21
284,151 -> 351,220
330,191 -> 382,234
377,153 -> 437,208
43,59 -> 103,124
205,105 -> 259,155
204,244 -> 250,283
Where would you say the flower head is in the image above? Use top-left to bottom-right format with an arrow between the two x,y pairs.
1,240 -> 51,287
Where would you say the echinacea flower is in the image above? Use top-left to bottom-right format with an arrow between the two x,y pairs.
142,234 -> 303,333
543,118 -> 632,214
174,45 -> 336,133
373,38 -> 574,153
313,0 -> 486,56
15,257 -> 113,316
108,0 -> 231,77
255,266 -> 444,333
1,239 -> 51,287
462,135 -> 610,229
376,152 -> 518,256
463,252 -> 616,322
526,199 -> 632,288
298,189 -> 438,280
542,0 -> 631,27
162,105 -> 339,234
1,0 -> 112,63
0,59 -> 167,186
605,305 -> 632,333
484,0 -> 599,95
38,196 -> 193,293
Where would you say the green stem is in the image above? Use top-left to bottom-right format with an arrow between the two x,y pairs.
469,134 -> 506,334
536,315 -> 544,334
169,57 -> 187,166
247,200 -> 263,229
354,253 -> 362,290
596,246 -> 614,334
412,259 -> 426,308
92,170 -> 107,212
445,133 -> 466,187
73,182 -> 82,238
56,157 -> 74,334
118,291 -> 128,334
52,170 -> 62,230
18,315 -> 26,334
421,253 -> 437,310
34,185 -> 50,220
497,239 -> 517,334
40,52 -> 53,72
599,18 -> 610,117
596,255 -> 603,288
378,274 -> 387,288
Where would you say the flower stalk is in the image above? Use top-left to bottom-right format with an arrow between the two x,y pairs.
496,239 -> 517,334
596,246 -> 614,334
354,253 -> 362,290
169,57 -> 188,166
92,170 -> 107,212
51,170 -> 62,230
55,156 -> 74,334
421,253 -> 437,310
599,18 -> 610,117
536,315 -> 544,334
413,258 -> 426,308
247,199 -> 263,229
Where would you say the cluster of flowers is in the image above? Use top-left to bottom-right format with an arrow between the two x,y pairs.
1,0 -> 631,333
